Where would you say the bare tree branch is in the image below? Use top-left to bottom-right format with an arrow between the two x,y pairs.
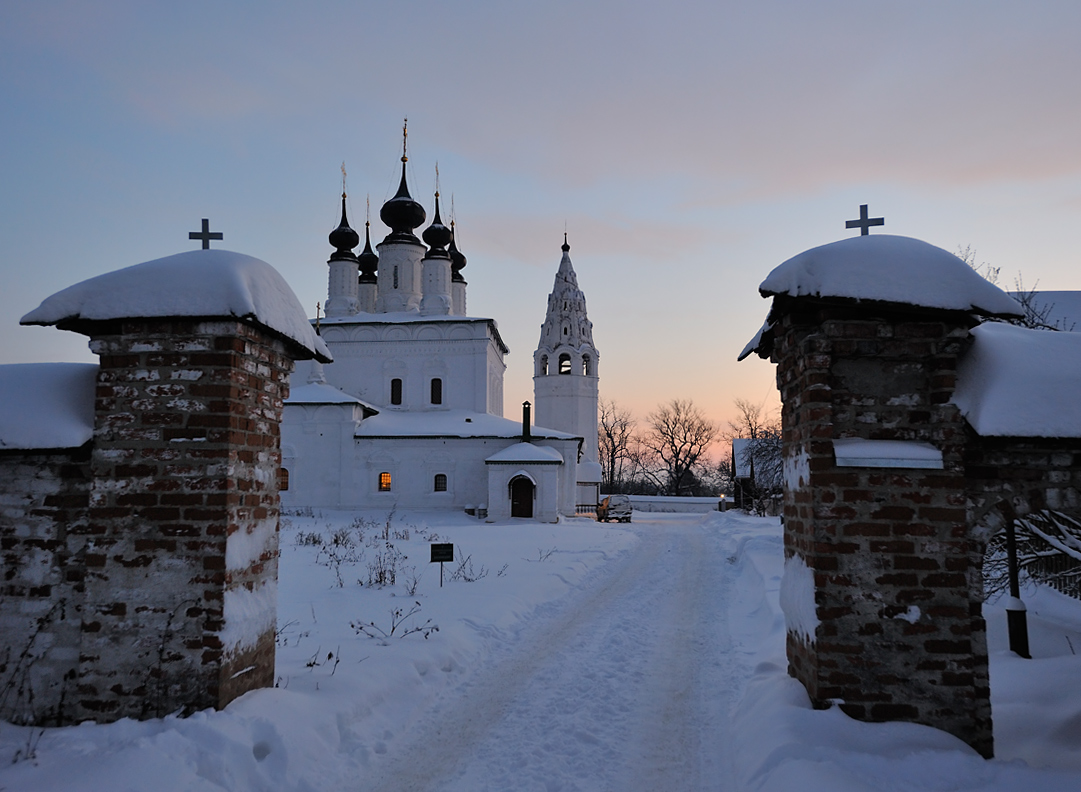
638,399 -> 718,496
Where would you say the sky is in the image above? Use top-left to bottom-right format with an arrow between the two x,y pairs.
2,1 -> 1080,435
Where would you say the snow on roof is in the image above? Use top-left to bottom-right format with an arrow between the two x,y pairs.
759,235 -> 1023,317
833,438 -> 943,469
354,409 -> 578,440
286,381 -> 375,408
486,443 -> 565,464
953,322 -> 1081,438
732,438 -> 752,478
0,363 -> 97,450
21,250 -> 331,362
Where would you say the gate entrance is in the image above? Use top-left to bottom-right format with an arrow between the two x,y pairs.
510,476 -> 534,518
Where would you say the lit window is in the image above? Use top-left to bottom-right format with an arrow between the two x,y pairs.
378,472 -> 392,492
391,378 -> 402,405
431,378 -> 443,405
434,473 -> 447,492
559,353 -> 571,375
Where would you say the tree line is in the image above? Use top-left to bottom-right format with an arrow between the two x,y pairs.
598,397 -> 783,508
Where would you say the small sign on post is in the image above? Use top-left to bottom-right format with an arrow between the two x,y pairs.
430,543 -> 454,587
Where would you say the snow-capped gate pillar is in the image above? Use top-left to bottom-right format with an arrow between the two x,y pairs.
740,235 -> 1024,759
20,249 -> 331,723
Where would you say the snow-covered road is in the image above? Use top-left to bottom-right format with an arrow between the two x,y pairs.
365,513 -> 747,792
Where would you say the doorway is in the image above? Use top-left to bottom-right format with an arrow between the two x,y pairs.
510,476 -> 535,518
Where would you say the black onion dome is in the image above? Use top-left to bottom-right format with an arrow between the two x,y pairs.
379,158 -> 426,243
328,193 -> 359,262
562,232 -> 570,253
449,224 -> 467,283
422,193 -> 452,256
358,221 -> 379,283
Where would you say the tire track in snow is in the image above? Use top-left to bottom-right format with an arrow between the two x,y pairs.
363,514 -> 745,792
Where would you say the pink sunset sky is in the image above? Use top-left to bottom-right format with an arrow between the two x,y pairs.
2,1 -> 1079,439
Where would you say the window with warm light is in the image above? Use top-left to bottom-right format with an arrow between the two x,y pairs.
378,472 -> 392,491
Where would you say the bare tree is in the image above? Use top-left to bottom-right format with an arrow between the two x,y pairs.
958,245 -> 1073,331
598,399 -> 637,493
637,399 -> 718,496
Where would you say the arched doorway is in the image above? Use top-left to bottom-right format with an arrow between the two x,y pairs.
510,476 -> 535,518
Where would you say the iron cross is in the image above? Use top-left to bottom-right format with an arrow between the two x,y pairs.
845,204 -> 884,236
189,218 -> 224,249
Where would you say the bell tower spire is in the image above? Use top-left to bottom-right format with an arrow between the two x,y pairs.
533,236 -> 601,498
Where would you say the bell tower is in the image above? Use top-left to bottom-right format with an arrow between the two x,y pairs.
533,236 -> 601,477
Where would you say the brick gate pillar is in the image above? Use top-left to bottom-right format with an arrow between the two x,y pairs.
740,236 -> 1023,758
20,250 -> 330,722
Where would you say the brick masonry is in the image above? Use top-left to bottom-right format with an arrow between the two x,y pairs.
1,318 -> 297,724
769,296 -> 994,758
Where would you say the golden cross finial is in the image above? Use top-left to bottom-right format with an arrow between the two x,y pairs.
341,162 -> 347,198
402,118 -> 408,161
366,194 -> 371,226
435,162 -> 440,198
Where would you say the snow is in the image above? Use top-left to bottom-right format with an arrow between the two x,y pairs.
219,580 -> 277,655
780,553 -> 819,643
225,518 -> 278,573
953,322 -> 1081,437
20,250 -> 331,362
0,363 -> 96,450
833,437 -> 944,469
759,235 -> 1023,317
354,408 -> 577,440
783,447 -> 811,490
285,381 -> 370,406
3,510 -> 1081,791
485,442 -> 564,464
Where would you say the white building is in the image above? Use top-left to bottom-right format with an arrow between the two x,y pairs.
281,142 -> 600,520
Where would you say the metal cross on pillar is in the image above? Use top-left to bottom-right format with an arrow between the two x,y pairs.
189,218 -> 224,249
845,204 -> 885,236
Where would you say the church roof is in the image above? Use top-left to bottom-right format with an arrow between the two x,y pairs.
21,250 -> 332,362
537,236 -> 595,354
354,409 -> 577,440
953,322 -> 1081,438
486,443 -> 564,464
0,363 -> 96,450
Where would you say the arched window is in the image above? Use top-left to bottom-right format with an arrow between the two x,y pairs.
279,467 -> 290,491
559,353 -> 571,375
539,355 -> 548,376
430,378 -> 442,405
393,265 -> 399,289
434,473 -> 448,492
391,378 -> 402,405
582,355 -> 592,376
378,472 -> 392,492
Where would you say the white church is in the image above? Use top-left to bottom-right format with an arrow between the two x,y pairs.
281,144 -> 602,521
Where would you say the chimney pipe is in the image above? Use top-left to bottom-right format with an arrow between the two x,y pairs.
522,401 -> 531,443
